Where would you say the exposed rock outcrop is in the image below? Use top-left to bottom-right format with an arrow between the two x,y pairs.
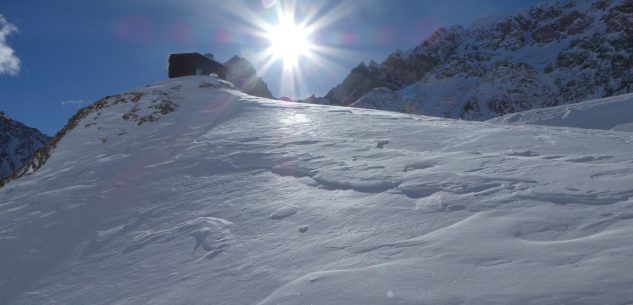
320,0 -> 633,120
0,111 -> 49,179
224,56 -> 274,99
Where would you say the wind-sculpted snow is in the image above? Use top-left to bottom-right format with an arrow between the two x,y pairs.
489,92 -> 633,131
2,76 -> 633,304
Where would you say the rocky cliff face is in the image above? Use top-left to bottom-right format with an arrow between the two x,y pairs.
323,0 -> 633,120
224,56 -> 274,99
0,112 -> 49,179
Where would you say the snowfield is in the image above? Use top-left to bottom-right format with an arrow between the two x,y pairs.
2,76 -> 633,304
489,92 -> 633,132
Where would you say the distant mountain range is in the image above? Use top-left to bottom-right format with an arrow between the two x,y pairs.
314,0 -> 633,120
0,111 -> 49,179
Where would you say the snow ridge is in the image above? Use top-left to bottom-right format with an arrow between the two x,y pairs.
489,92 -> 633,131
0,77 -> 234,187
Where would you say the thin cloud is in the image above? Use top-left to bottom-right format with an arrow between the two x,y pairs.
0,14 -> 20,76
60,99 -> 86,108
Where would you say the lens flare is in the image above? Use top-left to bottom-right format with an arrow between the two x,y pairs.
261,0 -> 276,9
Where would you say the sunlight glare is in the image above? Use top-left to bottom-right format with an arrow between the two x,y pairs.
266,16 -> 312,66
214,0 -> 366,99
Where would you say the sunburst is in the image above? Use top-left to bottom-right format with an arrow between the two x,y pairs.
265,13 -> 313,66
215,0 -> 362,99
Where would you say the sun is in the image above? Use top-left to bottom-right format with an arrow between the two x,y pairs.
266,16 -> 313,66
214,0 -> 361,98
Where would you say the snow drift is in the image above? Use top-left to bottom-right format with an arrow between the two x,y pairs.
2,76 -> 633,304
489,92 -> 633,131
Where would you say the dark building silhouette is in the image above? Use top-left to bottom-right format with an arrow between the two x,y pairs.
168,53 -> 228,79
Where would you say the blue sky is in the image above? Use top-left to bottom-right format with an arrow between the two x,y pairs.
0,0 -> 542,135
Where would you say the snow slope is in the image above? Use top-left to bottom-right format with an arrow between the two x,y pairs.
2,76 -> 633,304
489,92 -> 633,131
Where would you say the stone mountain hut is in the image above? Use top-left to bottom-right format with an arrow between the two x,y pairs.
168,53 -> 228,79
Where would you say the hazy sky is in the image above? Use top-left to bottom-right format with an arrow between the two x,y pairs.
0,0 -> 543,135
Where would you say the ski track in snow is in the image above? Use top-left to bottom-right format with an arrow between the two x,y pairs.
1,76 -> 633,304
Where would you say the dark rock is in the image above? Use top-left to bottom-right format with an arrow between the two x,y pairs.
224,56 -> 274,99
0,112 -> 49,180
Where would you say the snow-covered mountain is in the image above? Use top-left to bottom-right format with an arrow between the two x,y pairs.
0,111 -> 49,179
489,92 -> 633,131
322,0 -> 633,119
2,75 -> 633,304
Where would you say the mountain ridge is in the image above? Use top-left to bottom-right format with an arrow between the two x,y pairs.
224,55 -> 274,99
0,111 -> 49,180
317,0 -> 633,119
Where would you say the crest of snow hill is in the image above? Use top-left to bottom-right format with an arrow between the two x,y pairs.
0,56 -> 271,186
0,80 -> 221,188
320,0 -> 633,119
0,112 -> 49,180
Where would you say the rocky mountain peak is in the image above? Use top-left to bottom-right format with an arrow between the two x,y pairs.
321,0 -> 633,120
224,55 -> 274,99
1,111 -> 14,124
415,25 -> 465,61
0,111 -> 49,179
